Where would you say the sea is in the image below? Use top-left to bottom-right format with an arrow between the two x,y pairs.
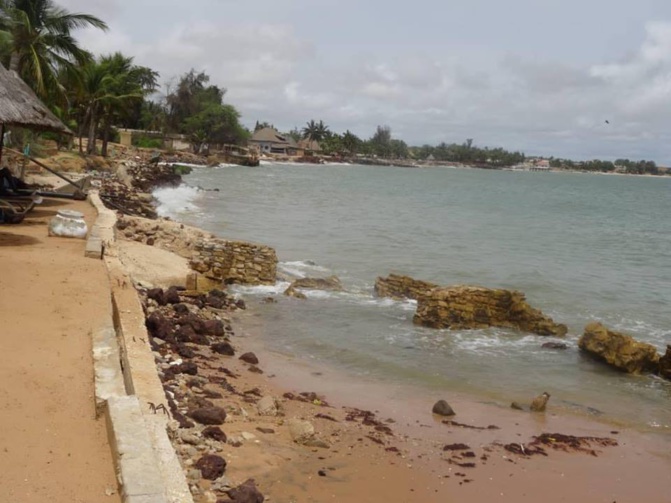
153,163 -> 671,431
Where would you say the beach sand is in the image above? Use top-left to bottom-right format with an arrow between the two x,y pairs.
0,199 -> 119,502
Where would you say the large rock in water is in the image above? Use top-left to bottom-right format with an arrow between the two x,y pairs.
658,345 -> 671,380
374,274 -> 439,301
578,322 -> 660,374
288,276 -> 344,291
413,285 -> 567,336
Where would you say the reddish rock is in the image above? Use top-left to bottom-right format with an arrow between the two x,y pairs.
175,362 -> 198,375
146,312 -> 173,342
175,325 -> 209,345
203,319 -> 225,336
173,303 -> 190,316
147,288 -> 166,306
225,478 -> 264,503
165,287 -> 181,304
239,352 -> 259,365
212,341 -> 235,356
179,313 -> 206,334
189,406 -> 227,425
195,454 -> 227,480
202,426 -> 227,442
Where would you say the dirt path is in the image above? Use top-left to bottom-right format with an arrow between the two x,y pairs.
0,199 -> 120,502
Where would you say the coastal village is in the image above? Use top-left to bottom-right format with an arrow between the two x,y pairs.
1,2 -> 671,503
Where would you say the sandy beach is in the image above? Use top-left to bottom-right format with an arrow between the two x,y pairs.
1,159 -> 670,503
0,198 -> 119,502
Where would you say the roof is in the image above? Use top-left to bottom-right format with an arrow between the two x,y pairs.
298,138 -> 321,152
250,127 -> 291,145
0,65 -> 72,134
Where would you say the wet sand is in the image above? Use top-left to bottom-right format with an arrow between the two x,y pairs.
0,199 -> 120,502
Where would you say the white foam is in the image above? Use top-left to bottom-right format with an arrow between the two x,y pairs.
153,184 -> 202,218
279,260 -> 330,278
230,281 -> 291,296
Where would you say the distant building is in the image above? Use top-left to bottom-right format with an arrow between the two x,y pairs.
249,127 -> 296,155
297,138 -> 321,154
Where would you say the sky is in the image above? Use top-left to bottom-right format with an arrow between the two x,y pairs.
60,0 -> 671,163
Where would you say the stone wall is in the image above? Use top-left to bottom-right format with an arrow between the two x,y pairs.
189,238 -> 277,286
413,285 -> 567,337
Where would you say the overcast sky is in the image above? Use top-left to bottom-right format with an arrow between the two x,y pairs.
61,0 -> 671,163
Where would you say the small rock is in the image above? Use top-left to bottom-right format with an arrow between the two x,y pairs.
211,342 -> 235,356
256,396 -> 278,416
202,426 -> 227,443
510,402 -> 525,411
530,392 -> 550,412
256,427 -> 275,434
288,418 -> 315,444
179,430 -> 201,445
189,406 -> 227,425
165,287 -> 181,304
195,454 -> 227,480
147,288 -> 166,306
542,342 -> 568,350
432,399 -> 455,417
318,470 -> 327,477
239,352 -> 259,365
225,478 -> 264,503
241,432 -> 257,441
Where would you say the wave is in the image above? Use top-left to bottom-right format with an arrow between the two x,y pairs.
152,184 -> 202,218
279,260 -> 330,278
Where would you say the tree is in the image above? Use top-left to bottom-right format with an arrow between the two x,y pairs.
370,125 -> 392,158
183,103 -> 249,153
342,130 -> 361,154
73,53 -> 158,155
165,69 -> 246,152
0,0 -> 107,98
254,121 -> 274,132
302,119 -> 329,143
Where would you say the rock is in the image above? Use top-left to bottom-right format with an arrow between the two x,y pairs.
175,362 -> 198,376
413,285 -> 567,336
179,313 -> 206,334
146,312 -> 173,342
211,341 -> 235,356
256,396 -> 278,416
176,344 -> 196,359
283,285 -> 306,299
262,297 -> 277,304
174,303 -> 190,316
374,274 -> 439,301
190,406 -> 227,425
659,345 -> 671,380
303,438 -> 330,449
225,478 -> 264,503
530,392 -> 550,412
578,322 -> 660,374
175,325 -> 209,345
542,342 -> 568,350
510,402 -> 525,411
432,399 -> 455,417
203,319 -> 225,336
202,426 -> 227,443
147,288 -> 167,306
195,454 -> 227,480
287,418 -> 315,444
165,287 -> 181,304
288,276 -> 344,291
239,352 -> 259,365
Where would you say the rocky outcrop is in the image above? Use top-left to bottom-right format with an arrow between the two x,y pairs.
579,322 -> 660,374
288,276 -> 344,291
413,285 -> 567,336
659,345 -> 671,380
374,274 -> 439,301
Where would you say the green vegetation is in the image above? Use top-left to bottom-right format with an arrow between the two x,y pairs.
132,135 -> 163,149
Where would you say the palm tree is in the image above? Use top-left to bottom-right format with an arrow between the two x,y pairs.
342,130 -> 360,154
0,0 -> 107,97
72,53 -> 157,155
302,119 -> 329,143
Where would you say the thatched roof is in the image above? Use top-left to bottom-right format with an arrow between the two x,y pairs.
298,138 -> 321,152
0,64 -> 72,134
250,127 -> 291,145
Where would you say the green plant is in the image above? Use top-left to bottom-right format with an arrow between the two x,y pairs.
132,135 -> 163,149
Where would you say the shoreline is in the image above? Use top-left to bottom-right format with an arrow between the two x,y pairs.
99,158 -> 671,502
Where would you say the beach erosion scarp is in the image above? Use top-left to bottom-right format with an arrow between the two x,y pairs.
90,162 -> 671,503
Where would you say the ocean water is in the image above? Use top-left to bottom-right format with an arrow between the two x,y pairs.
156,163 -> 671,430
